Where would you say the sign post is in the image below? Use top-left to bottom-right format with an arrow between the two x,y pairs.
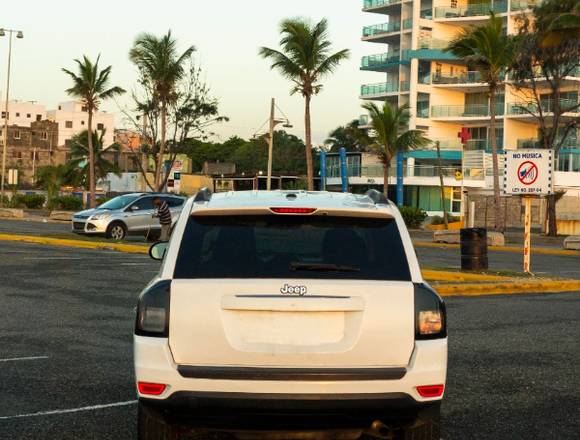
458,128 -> 471,226
503,149 -> 554,273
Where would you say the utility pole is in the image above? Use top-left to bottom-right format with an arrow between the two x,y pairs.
436,141 -> 449,229
267,98 -> 275,191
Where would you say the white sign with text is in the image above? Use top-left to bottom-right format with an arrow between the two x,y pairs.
503,149 -> 554,196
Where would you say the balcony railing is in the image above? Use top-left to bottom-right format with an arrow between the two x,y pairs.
435,1 -> 508,19
431,103 -> 505,118
361,52 -> 402,69
432,71 -> 485,84
518,138 -> 579,149
363,22 -> 401,37
361,81 -> 409,96
418,38 -> 449,50
403,18 -> 413,29
363,0 -> 402,9
507,99 -> 580,115
420,8 -> 433,19
511,0 -> 537,11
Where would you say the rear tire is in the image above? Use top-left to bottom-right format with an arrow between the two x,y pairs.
398,408 -> 441,440
106,222 -> 127,241
137,402 -> 179,440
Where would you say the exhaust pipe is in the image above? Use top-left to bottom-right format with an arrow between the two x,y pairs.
365,420 -> 395,439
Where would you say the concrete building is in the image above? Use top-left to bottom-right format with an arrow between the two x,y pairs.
46,101 -> 115,148
0,100 -> 46,127
359,0 -> 580,216
0,120 -> 62,186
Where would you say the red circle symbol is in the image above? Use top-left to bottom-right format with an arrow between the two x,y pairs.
517,161 -> 539,185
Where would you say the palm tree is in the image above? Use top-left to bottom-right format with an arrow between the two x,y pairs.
260,18 -> 350,190
62,55 -> 125,207
362,103 -> 429,196
446,13 -> 514,231
69,129 -> 121,187
325,120 -> 370,153
129,31 -> 195,191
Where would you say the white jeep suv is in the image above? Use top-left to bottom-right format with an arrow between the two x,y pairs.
134,189 -> 447,440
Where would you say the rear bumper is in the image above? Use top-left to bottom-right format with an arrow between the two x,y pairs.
134,336 -> 447,407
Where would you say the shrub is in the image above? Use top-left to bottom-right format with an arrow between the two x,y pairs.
430,215 -> 461,225
399,206 -> 428,229
49,195 -> 83,211
10,194 -> 46,209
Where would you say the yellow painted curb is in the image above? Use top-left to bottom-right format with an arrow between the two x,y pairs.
0,233 -> 148,254
415,241 -> 580,257
422,269 -> 510,282
434,280 -> 580,297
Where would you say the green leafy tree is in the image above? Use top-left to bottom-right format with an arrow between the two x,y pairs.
362,103 -> 429,195
446,13 -> 514,232
129,30 -> 195,191
62,55 -> 125,207
68,129 -> 121,188
260,18 -> 350,190
36,165 -> 74,201
511,0 -> 580,235
539,0 -> 580,46
325,120 -> 370,153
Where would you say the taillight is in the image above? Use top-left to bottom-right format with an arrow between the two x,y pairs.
138,382 -> 167,396
135,280 -> 171,337
414,283 -> 446,340
270,207 -> 317,214
417,384 -> 445,398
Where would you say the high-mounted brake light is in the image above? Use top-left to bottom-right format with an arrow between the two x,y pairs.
270,207 -> 317,214
416,384 -> 445,398
138,382 -> 167,396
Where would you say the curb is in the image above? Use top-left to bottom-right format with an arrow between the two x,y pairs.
434,280 -> 580,297
415,241 -> 580,257
422,269 -> 510,282
0,233 -> 148,254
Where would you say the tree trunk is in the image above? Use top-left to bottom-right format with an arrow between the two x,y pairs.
489,87 -> 503,232
155,100 -> 168,192
304,94 -> 314,191
547,194 -> 558,236
383,161 -> 390,196
87,109 -> 96,208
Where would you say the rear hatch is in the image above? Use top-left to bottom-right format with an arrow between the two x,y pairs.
169,213 -> 415,368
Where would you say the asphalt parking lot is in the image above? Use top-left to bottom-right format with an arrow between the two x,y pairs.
0,241 -> 579,439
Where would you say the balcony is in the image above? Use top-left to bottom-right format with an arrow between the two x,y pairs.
404,39 -> 458,61
362,22 -> 402,43
432,71 -> 485,85
518,138 -> 579,149
507,99 -> 580,116
363,0 -> 403,13
361,52 -> 408,71
360,81 -> 410,99
435,1 -> 508,21
431,103 -> 505,119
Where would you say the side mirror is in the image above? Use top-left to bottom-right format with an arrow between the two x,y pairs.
130,205 -> 140,212
149,241 -> 168,261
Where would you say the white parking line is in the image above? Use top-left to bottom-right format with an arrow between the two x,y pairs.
0,356 -> 49,363
0,400 -> 137,420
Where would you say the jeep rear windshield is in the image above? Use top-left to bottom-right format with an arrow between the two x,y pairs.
174,215 -> 411,281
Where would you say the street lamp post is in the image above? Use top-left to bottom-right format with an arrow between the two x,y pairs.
265,98 -> 292,191
0,28 -> 24,207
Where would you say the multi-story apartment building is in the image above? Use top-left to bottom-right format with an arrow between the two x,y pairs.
46,101 -> 115,148
0,100 -> 46,127
358,0 -> 580,215
0,120 -> 63,186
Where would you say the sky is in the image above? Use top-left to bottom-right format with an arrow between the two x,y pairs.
1,0 -> 381,145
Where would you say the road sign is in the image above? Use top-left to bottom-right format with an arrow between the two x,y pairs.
503,150 -> 553,196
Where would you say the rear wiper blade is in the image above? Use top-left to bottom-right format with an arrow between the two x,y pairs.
290,262 -> 360,273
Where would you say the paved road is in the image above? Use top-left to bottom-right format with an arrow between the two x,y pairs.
0,241 -> 579,439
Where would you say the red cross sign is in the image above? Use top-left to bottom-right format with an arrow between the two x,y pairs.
458,128 -> 471,145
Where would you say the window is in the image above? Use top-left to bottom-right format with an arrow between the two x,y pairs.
174,215 -> 411,281
164,197 -> 185,207
15,112 -> 20,117
129,197 -> 155,211
97,123 -> 104,130
13,130 -> 20,139
1,112 -> 7,118
65,121 -> 73,128
40,132 -> 48,140
81,120 -> 85,125
99,194 -> 141,210
81,106 -> 88,112
27,113 -> 31,118
36,114 -> 42,121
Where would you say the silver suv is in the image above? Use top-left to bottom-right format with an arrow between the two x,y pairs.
72,193 -> 186,240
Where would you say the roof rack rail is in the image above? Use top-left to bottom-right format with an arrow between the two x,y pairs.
193,187 -> 212,203
365,189 -> 390,205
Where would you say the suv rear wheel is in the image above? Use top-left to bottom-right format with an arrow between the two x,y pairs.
106,222 -> 127,240
137,402 -> 178,440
